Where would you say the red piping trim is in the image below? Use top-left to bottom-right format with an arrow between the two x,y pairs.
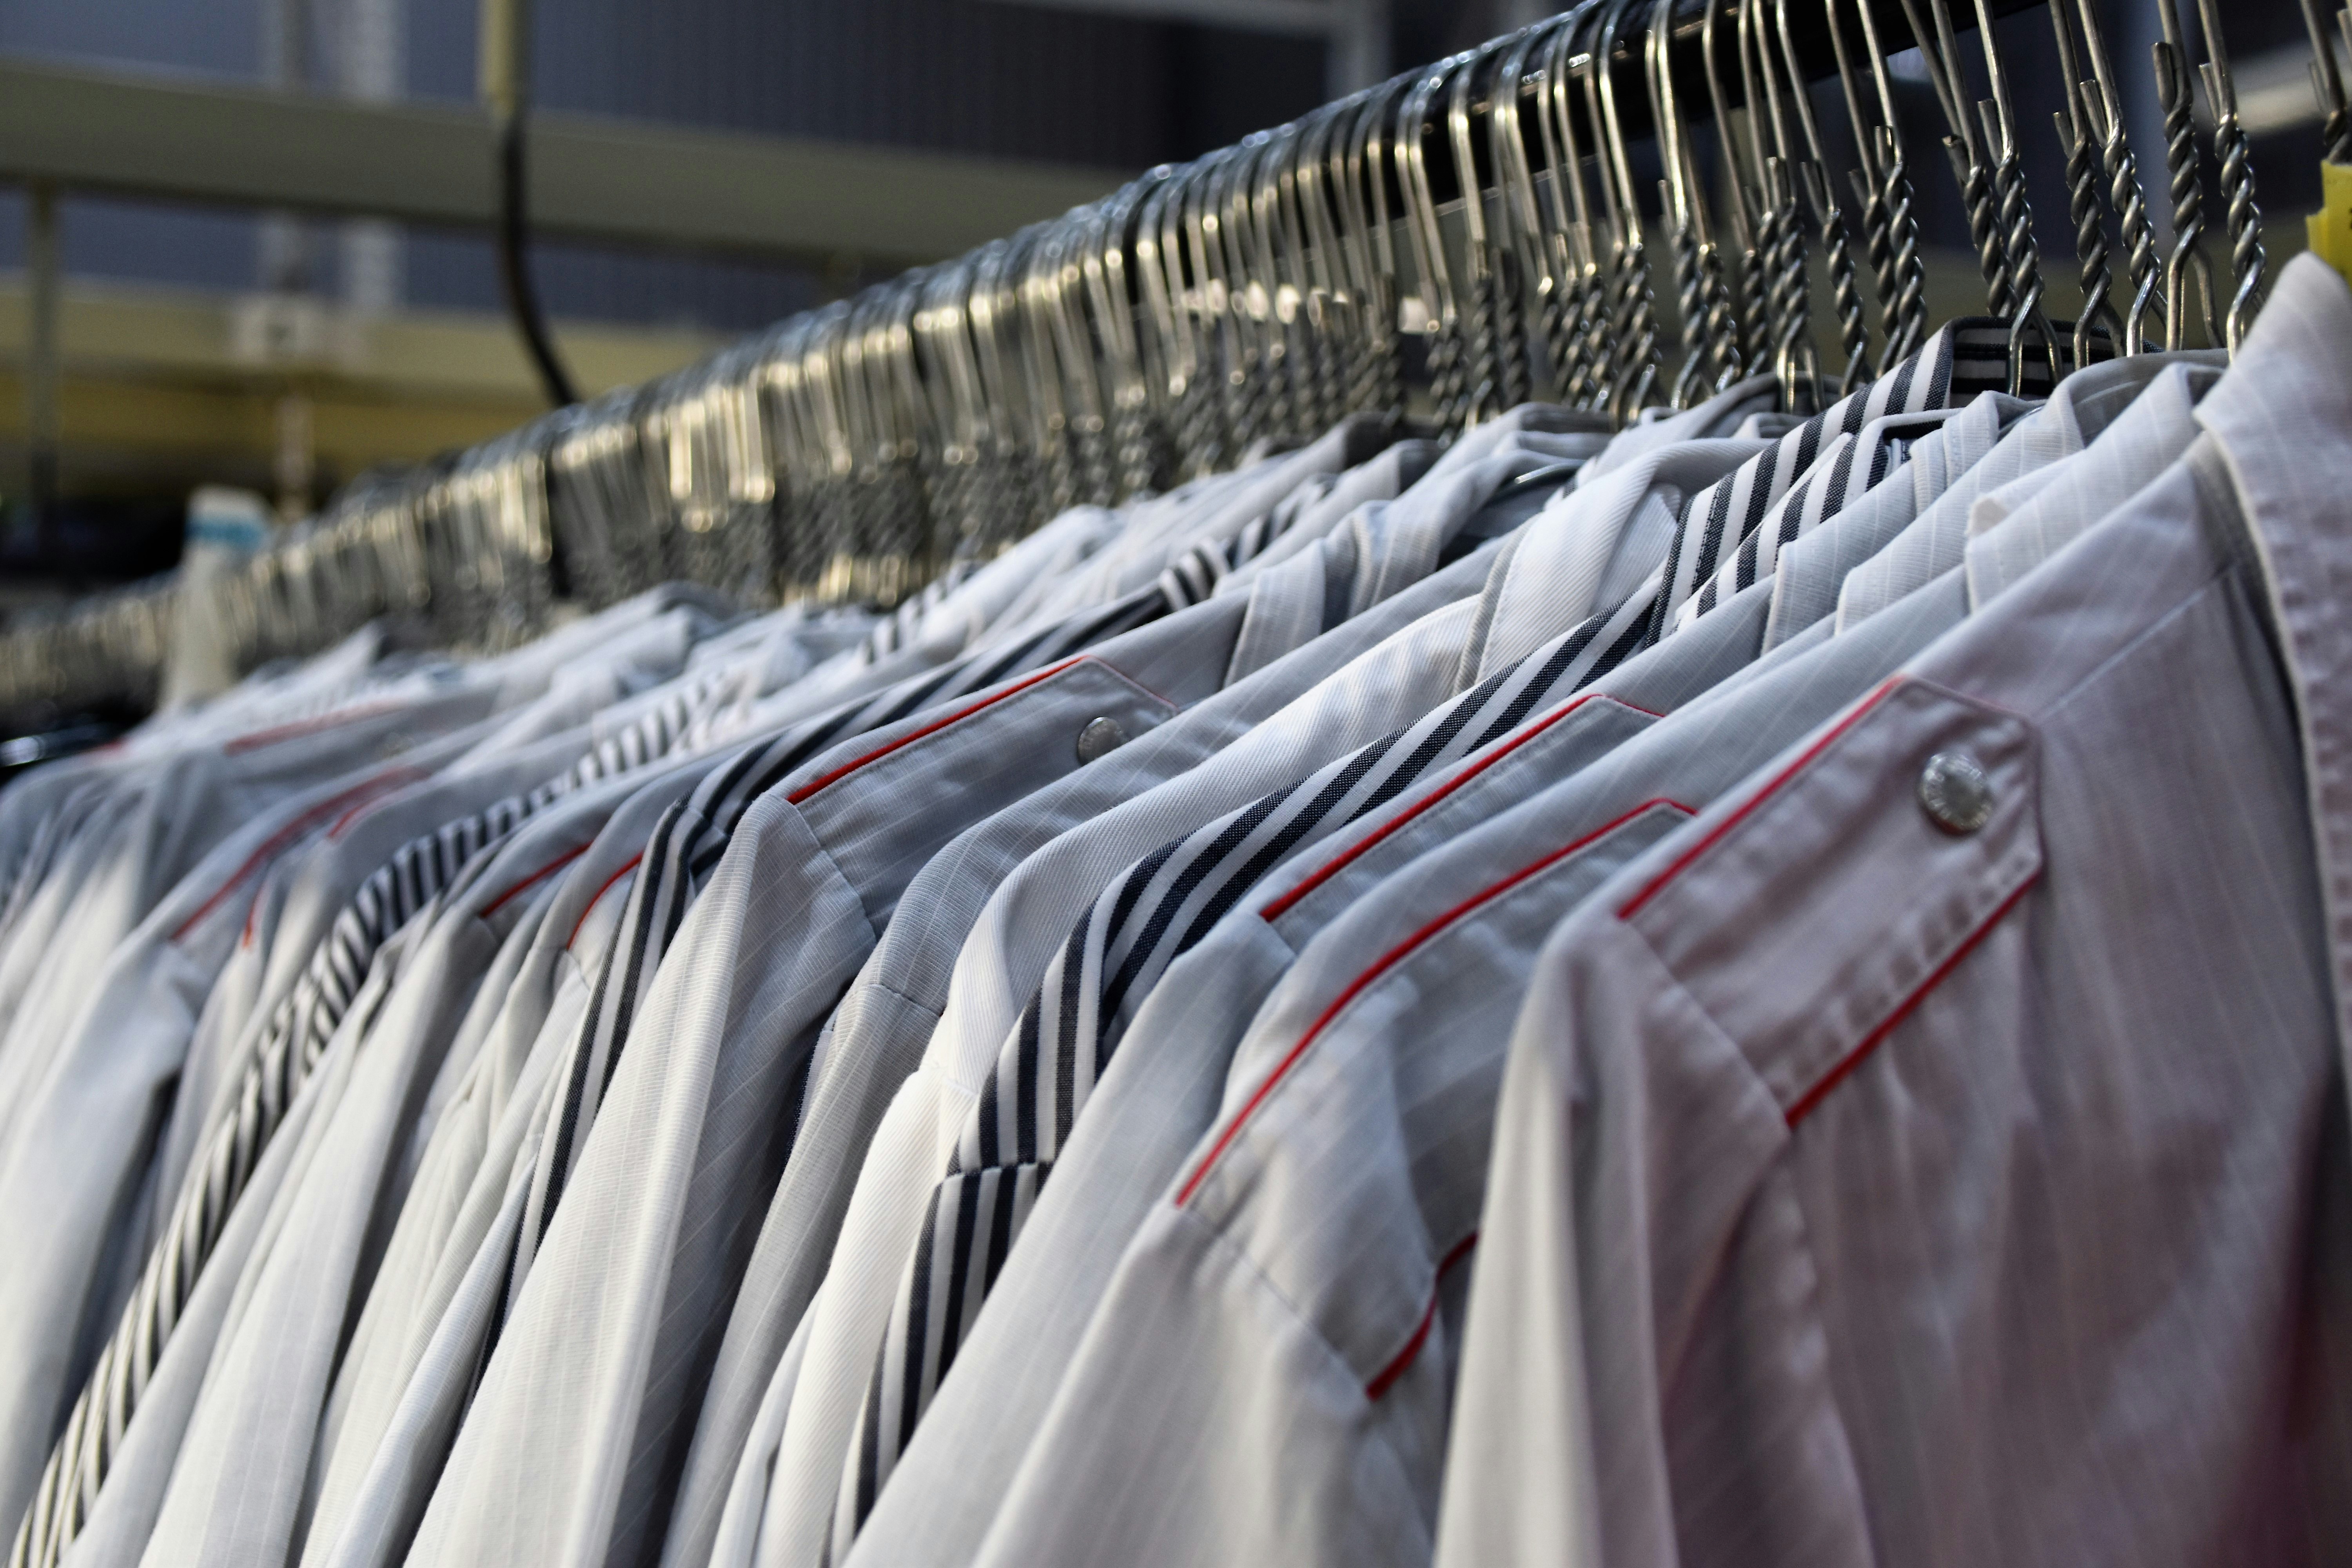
1364,1232 -> 1481,1400
568,852 -> 643,949
1784,871 -> 2038,1127
786,657 -> 1087,806
1616,676 -> 1902,920
174,766 -> 422,944
1179,799 -> 1694,1207
222,701 -> 403,756
1261,694 -> 1663,922
483,843 -> 589,918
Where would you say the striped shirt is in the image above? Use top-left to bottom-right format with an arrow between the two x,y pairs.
1643,317 -> 2026,646
820,322 -> 2017,1552
7,675 -> 715,1568
495,531 -> 1284,1335
1665,407 -> 1962,636
825,582 -> 1664,1552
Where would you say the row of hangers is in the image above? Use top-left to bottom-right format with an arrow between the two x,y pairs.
2,0 -> 2339,717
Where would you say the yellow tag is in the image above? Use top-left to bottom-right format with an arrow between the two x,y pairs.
2314,162 -> 2352,286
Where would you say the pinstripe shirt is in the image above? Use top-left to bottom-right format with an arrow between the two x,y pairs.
1641,317 -> 2013,647
297,754 -> 732,1568
1759,388 -> 2033,651
132,768 -> 661,1568
1439,257 -> 2352,1568
1664,407 -> 1963,637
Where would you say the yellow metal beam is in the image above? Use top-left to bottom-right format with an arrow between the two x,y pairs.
0,272 -> 725,497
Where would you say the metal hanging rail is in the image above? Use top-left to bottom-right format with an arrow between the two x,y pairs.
0,0 -> 2298,720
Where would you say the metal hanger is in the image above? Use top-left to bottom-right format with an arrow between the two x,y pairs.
1537,7 -> 1610,408
1242,126 -> 1305,445
2069,0 -> 2163,352
1211,134 -> 1274,452
1082,175 -> 1167,501
1454,27 -> 1534,419
1271,111 -> 1341,437
1741,0 -> 1819,409
1492,13 -> 1584,404
1585,0 -> 1665,421
1819,0 -> 1895,359
1772,0 -> 1871,392
1345,78 -> 1412,420
1893,0 -> 2008,316
1137,164 -> 1205,486
1968,0 -> 2062,388
1828,0 -> 1929,365
2188,0 -> 2265,352
1482,26 -> 1551,412
1290,110 -> 1361,433
1650,0 -> 1737,404
1179,147 -> 1242,472
1699,0 -> 1769,376
2045,0 -> 2121,370
1397,53 -> 1471,433
2152,0 -> 2220,350
2298,0 -> 2352,163
1447,37 -> 1512,424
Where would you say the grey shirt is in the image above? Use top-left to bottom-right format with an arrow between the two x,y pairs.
1437,254 -> 2352,1568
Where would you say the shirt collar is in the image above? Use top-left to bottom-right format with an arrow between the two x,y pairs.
1648,317 -> 2006,638
1473,438 -> 1768,681
2184,255 -> 2352,1110
1962,359 -> 2221,612
1578,374 -> 1779,483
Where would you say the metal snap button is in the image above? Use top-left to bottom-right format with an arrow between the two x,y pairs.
1917,751 -> 1993,834
1076,715 -> 1130,764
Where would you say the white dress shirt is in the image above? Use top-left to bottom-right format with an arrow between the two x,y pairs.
1962,358 -> 2220,608
298,755 -> 729,1568
0,699 -> 559,1539
132,769 -> 659,1568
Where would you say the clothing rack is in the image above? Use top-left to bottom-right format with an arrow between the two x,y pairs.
0,0 -> 2302,719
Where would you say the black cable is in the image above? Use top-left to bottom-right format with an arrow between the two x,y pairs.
495,107 -> 579,409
